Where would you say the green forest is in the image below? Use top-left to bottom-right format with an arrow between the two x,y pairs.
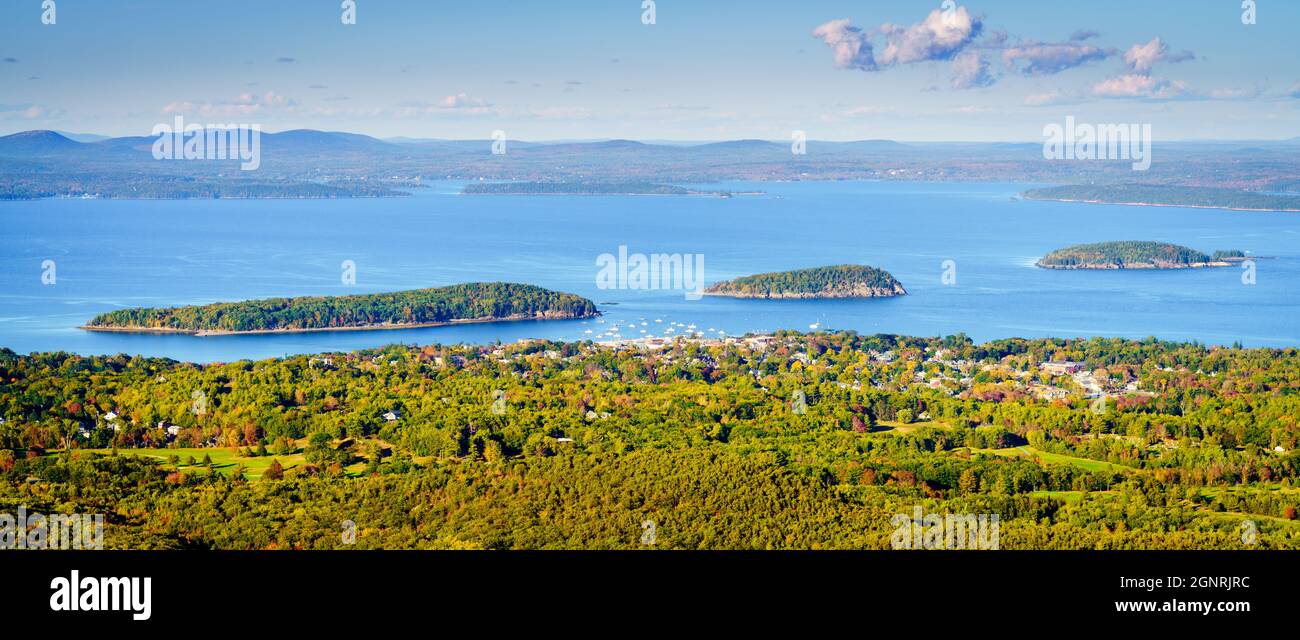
1037,241 -> 1232,268
705,265 -> 906,298
1022,184 -> 1300,212
3,332 -> 1298,549
84,283 -> 599,333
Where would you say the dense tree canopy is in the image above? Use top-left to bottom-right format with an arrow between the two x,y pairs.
2,332 -> 1298,549
705,265 -> 906,298
84,283 -> 598,333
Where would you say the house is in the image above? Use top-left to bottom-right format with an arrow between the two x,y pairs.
382,411 -> 401,422
1029,384 -> 1069,401
556,437 -> 575,443
1041,361 -> 1083,375
103,411 -> 118,422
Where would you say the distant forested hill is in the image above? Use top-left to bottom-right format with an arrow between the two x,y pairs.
84,283 -> 598,334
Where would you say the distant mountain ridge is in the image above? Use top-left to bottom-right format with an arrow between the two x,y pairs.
0,130 -> 83,155
0,129 -> 923,159
3,129 -> 1298,199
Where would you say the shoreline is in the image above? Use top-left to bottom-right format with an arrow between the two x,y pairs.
459,191 -> 755,198
1021,195 -> 1300,213
702,291 -> 907,299
80,312 -> 598,337
1035,261 -> 1233,270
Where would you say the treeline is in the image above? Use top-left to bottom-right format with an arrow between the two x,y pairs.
1037,241 -> 1217,267
462,181 -> 728,196
84,282 -> 599,332
1022,184 -> 1300,212
0,173 -> 406,200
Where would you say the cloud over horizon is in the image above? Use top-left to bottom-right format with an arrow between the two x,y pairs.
812,5 -> 985,89
1124,37 -> 1194,74
810,19 -> 875,71
1001,39 -> 1115,76
811,6 -> 1208,103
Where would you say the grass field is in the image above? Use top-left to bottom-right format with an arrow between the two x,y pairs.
876,420 -> 947,435
72,446 -> 368,479
971,446 -> 1131,473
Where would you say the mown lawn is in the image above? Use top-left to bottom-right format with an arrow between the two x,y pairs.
971,446 -> 1131,473
876,420 -> 947,435
71,446 -> 368,479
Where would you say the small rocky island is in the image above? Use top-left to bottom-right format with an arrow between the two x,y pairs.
83,282 -> 599,336
1036,241 -> 1244,270
704,264 -> 907,299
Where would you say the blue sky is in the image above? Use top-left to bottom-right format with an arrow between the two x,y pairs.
1,0 -> 1297,140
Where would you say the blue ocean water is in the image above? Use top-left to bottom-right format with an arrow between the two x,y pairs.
0,181 -> 1296,362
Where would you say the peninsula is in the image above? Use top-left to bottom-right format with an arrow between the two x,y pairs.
1022,184 -> 1300,212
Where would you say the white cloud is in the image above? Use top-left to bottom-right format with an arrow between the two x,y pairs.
876,6 -> 983,66
1207,86 -> 1261,100
1001,40 -> 1113,75
1123,37 -> 1193,74
951,50 -> 994,89
438,93 -> 491,110
1091,74 -> 1188,99
0,103 -> 55,119
811,19 -> 875,71
163,91 -> 297,117
812,5 -> 983,71
1025,90 -> 1071,106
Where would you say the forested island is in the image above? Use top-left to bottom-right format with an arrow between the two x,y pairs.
462,181 -> 739,197
1037,241 -> 1240,270
82,283 -> 598,335
705,264 -> 907,299
3,332 -> 1299,549
1022,184 -> 1300,212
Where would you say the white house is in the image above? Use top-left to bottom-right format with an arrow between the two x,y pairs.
382,411 -> 401,422
1041,361 -> 1084,375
